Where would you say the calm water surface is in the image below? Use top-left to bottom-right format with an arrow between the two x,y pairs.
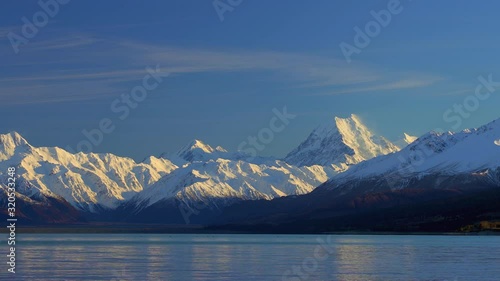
1,234 -> 499,280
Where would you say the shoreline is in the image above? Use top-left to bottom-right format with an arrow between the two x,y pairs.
2,225 -> 499,235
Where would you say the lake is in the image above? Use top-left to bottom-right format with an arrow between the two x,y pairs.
1,234 -> 499,280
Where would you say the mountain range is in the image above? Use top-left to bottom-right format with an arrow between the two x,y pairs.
213,118 -> 500,232
1,114 -> 499,232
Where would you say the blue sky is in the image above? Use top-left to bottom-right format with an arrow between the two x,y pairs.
1,0 -> 500,161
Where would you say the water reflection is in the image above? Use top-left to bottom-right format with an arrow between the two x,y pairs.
335,243 -> 377,280
0,234 -> 498,280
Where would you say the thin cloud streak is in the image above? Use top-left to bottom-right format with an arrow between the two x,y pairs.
29,36 -> 99,51
124,42 -> 383,86
0,34 -> 444,104
323,77 -> 444,95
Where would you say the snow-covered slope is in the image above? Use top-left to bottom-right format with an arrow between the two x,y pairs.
168,139 -> 224,163
0,132 -> 338,212
160,139 -> 256,165
132,159 -> 337,209
284,114 -> 400,167
321,118 -> 500,191
0,132 -> 177,211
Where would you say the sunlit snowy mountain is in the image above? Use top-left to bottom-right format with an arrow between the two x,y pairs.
284,114 -> 402,167
318,117 -> 500,192
131,115 -> 401,211
0,114 -> 419,223
0,132 -> 177,212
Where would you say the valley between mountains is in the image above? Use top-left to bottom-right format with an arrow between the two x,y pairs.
1,114 -> 499,233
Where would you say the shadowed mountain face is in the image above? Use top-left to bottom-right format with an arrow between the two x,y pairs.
209,169 -> 500,232
0,184 -> 84,225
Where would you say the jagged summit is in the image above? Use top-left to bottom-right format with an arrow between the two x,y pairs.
173,139 -> 237,163
322,116 -> 500,190
0,131 -> 31,160
159,138 -> 254,165
0,132 -> 178,211
179,139 -> 215,154
403,133 -> 418,144
284,114 -> 399,167
0,131 -> 29,146
215,146 -> 227,152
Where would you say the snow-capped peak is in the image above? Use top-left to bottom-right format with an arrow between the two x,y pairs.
392,133 -> 419,150
174,139 -> 228,163
215,146 -> 227,153
0,131 -> 29,147
0,131 -> 32,160
0,132 -> 178,211
160,139 -> 252,165
284,114 -> 399,167
403,133 -> 418,144
324,117 -> 500,189
333,114 -> 398,160
180,139 -> 215,154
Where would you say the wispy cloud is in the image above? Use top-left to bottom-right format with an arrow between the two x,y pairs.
0,79 -> 128,105
118,41 -> 385,86
28,36 -> 99,51
322,76 -> 444,95
0,69 -> 148,83
0,33 -> 443,105
0,25 -> 21,38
